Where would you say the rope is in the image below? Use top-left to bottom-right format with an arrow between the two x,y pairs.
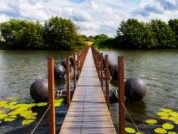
30,104 -> 51,134
122,103 -> 141,132
110,88 -> 141,132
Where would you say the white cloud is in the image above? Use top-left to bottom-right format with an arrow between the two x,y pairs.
0,0 -> 178,36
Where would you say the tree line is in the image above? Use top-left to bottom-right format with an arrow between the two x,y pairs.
94,18 -> 178,49
0,16 -> 84,50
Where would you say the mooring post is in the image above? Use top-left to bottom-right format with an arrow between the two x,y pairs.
66,56 -> 71,107
48,58 -> 56,134
73,54 -> 76,90
100,53 -> 103,90
118,56 -> 125,134
105,55 -> 109,108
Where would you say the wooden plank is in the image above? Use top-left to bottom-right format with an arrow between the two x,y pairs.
60,48 -> 116,134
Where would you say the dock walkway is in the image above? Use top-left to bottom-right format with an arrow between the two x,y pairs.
60,48 -> 117,134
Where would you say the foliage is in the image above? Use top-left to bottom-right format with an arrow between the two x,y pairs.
149,20 -> 176,48
0,17 -> 84,50
93,34 -> 113,48
43,16 -> 82,50
169,19 -> 178,45
95,18 -> 178,49
0,19 -> 43,49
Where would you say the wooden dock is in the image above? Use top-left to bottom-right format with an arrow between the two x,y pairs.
60,48 -> 117,134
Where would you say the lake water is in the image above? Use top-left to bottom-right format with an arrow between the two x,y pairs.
0,49 -> 178,133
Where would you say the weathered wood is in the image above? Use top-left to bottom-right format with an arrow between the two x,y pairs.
73,54 -> 76,90
118,56 -> 125,134
105,55 -> 110,108
60,48 -> 116,134
66,56 -> 70,107
48,58 -> 56,134
100,53 -> 103,90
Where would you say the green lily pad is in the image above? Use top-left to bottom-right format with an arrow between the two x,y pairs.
154,128 -> 167,134
7,97 -> 18,101
125,127 -> 136,133
55,99 -> 64,107
160,108 -> 173,113
162,122 -> 174,130
145,119 -> 158,124
4,117 -> 16,122
0,114 -> 8,119
37,102 -> 48,107
20,110 -> 37,120
168,131 -> 177,134
22,119 -> 35,125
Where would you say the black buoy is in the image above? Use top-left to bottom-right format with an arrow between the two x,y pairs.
54,64 -> 66,78
109,61 -> 118,80
30,79 -> 48,102
125,77 -> 147,101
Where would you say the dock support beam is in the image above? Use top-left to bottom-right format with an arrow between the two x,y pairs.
105,55 -> 109,108
73,54 -> 76,90
48,58 -> 56,134
118,56 -> 125,134
66,56 -> 71,107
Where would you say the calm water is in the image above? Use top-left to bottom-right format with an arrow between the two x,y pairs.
0,49 -> 178,133
102,49 -> 178,133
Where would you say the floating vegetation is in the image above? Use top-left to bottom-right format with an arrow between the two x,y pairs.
162,122 -> 174,130
0,98 -> 64,126
22,119 -> 35,125
126,107 -> 178,134
154,128 -> 167,133
125,127 -> 136,133
145,119 -> 158,124
37,102 -> 48,107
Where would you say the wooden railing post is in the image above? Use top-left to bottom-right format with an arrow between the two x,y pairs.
100,53 -> 103,90
48,58 -> 56,134
105,55 -> 109,108
73,54 -> 76,90
118,56 -> 125,134
66,56 -> 70,107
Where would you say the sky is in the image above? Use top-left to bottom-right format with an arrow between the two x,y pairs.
0,0 -> 178,37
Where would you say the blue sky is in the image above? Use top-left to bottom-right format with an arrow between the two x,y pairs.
0,0 -> 178,37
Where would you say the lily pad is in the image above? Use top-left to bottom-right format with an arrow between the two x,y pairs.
20,110 -> 37,120
22,119 -> 35,125
4,117 -> 16,122
162,122 -> 174,130
157,112 -> 169,117
55,99 -> 64,107
37,102 -> 48,107
154,128 -> 167,134
125,127 -> 136,133
9,102 -> 17,106
145,119 -> 158,124
7,97 -> 18,101
160,108 -> 173,113
168,131 -> 177,134
0,114 -> 8,119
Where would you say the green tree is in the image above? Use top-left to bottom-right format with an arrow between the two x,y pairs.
116,18 -> 157,49
149,20 -> 176,48
93,34 -> 110,48
43,16 -> 80,49
169,19 -> 178,47
0,19 -> 43,49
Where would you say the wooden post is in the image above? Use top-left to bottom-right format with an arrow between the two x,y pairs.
66,56 -> 70,107
118,56 -> 125,134
100,53 -> 103,90
48,58 -> 56,134
105,55 -> 109,108
73,54 -> 76,90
